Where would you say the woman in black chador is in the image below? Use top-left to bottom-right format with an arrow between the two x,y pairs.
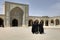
39,21 -> 44,34
32,20 -> 39,34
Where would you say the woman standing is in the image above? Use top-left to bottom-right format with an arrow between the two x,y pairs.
32,21 -> 36,34
39,21 -> 44,34
32,20 -> 39,34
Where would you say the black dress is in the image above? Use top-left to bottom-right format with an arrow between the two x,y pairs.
32,23 -> 35,33
39,23 -> 44,34
32,23 -> 39,34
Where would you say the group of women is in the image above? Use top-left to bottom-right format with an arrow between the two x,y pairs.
32,20 -> 44,34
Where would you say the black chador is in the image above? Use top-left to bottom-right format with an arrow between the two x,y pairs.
32,22 -> 35,34
39,21 -> 44,34
32,21 -> 39,34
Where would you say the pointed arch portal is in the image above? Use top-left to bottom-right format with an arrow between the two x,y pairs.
28,19 -> 33,26
40,20 -> 44,25
0,18 -> 4,27
45,20 -> 48,26
51,20 -> 54,26
55,19 -> 59,25
10,7 -> 23,27
12,19 -> 18,26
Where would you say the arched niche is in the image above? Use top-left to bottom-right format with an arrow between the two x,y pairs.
10,7 -> 23,26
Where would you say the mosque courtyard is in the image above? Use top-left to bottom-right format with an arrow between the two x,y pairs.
0,26 -> 60,40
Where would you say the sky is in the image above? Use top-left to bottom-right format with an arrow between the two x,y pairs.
0,0 -> 60,17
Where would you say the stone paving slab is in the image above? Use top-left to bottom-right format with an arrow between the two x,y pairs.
0,27 -> 60,40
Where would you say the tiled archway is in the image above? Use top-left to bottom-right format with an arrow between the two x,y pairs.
10,7 -> 23,26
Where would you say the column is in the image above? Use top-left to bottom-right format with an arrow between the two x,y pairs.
4,19 -> 5,27
5,11 -> 10,27
5,4 -> 10,27
22,12 -> 25,27
25,6 -> 29,27
44,20 -> 45,26
54,19 -> 56,27
48,20 -> 49,26
25,17 -> 28,27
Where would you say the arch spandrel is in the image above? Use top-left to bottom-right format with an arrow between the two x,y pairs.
10,7 -> 24,13
10,7 -> 24,17
9,4 -> 26,13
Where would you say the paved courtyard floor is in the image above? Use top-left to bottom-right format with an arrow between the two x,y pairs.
0,27 -> 60,40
